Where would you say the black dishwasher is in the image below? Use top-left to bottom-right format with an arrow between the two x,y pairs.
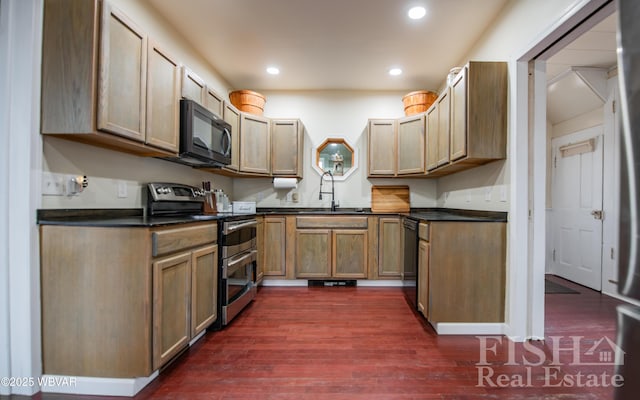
402,218 -> 418,310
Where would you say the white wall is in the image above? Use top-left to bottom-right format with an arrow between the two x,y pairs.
233,91 -> 438,208
434,0 -> 585,212
1,0 -> 43,395
41,0 -> 235,209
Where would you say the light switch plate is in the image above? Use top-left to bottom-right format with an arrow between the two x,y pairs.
117,181 -> 128,198
42,172 -> 64,196
485,187 -> 492,202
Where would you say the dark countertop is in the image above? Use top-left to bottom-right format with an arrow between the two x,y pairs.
406,208 -> 508,222
37,208 -> 231,227
259,207 -> 507,222
37,207 -> 507,227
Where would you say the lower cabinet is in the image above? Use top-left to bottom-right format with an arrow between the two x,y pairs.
153,252 -> 192,370
295,217 -> 369,279
190,245 -> 218,337
263,216 -> 287,276
332,229 -> 368,278
428,222 -> 506,325
40,221 -> 218,378
153,243 -> 218,370
417,237 -> 430,319
295,229 -> 332,278
377,217 -> 403,278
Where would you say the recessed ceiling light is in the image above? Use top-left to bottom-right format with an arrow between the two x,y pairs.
389,68 -> 403,76
408,6 -> 426,20
266,66 -> 280,75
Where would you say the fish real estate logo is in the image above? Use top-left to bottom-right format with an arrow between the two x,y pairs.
475,336 -> 625,388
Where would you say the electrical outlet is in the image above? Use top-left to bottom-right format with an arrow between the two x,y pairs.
42,172 -> 64,196
117,181 -> 128,198
485,187 -> 492,202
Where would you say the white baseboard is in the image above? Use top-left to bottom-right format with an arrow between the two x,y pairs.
434,322 -> 507,335
357,280 -> 404,287
260,279 -> 404,287
39,372 -> 158,397
260,279 -> 308,286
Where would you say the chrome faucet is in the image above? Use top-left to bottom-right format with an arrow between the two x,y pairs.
319,170 -> 336,211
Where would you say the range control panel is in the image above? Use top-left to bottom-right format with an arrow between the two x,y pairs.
147,182 -> 205,202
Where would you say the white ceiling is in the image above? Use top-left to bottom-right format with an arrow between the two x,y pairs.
144,0 -> 510,91
545,11 -> 618,124
546,12 -> 618,81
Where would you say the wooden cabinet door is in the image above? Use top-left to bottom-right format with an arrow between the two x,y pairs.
368,119 -> 397,176
271,119 -> 302,177
295,229 -> 331,278
397,115 -> 425,175
191,244 -> 218,338
222,102 -> 241,171
256,217 -> 265,283
426,104 -> 439,171
146,40 -> 180,152
332,229 -> 368,279
205,87 -> 223,117
240,114 -> 271,174
97,1 -> 147,141
181,66 -> 205,103
264,217 -> 286,276
418,240 -> 430,319
153,252 -> 191,370
436,89 -> 451,167
378,217 -> 402,278
450,66 -> 468,161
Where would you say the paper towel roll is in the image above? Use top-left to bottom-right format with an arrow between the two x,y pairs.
273,178 -> 298,189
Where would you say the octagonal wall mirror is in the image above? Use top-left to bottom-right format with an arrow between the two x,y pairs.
312,138 -> 358,181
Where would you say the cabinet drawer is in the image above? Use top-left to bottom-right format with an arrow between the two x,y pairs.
296,216 -> 368,229
152,223 -> 217,257
418,222 -> 430,241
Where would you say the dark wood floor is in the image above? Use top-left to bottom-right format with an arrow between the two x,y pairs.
34,276 -> 624,400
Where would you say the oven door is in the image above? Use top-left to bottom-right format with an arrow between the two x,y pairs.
221,219 -> 257,258
222,249 -> 257,325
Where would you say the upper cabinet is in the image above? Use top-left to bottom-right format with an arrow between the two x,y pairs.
397,114 -> 426,175
367,115 -> 426,177
222,101 -> 241,172
368,119 -> 397,177
146,40 -> 181,152
239,114 -> 271,175
426,88 -> 450,172
427,61 -> 507,176
41,0 -> 178,156
367,61 -> 507,179
181,67 -> 224,117
181,67 -> 206,105
271,119 -> 304,178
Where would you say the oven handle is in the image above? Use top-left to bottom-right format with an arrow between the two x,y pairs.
223,249 -> 257,278
223,219 -> 257,235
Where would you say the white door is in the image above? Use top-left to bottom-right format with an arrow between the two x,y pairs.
551,127 -> 604,290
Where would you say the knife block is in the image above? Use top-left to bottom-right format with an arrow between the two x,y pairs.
202,193 -> 217,214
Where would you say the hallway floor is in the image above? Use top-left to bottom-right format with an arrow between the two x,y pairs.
34,277 -> 624,399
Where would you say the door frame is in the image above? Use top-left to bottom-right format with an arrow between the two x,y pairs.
509,0 -> 615,341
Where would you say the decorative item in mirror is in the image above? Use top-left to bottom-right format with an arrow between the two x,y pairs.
313,138 -> 358,181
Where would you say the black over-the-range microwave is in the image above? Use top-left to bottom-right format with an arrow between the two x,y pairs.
162,99 -> 232,167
